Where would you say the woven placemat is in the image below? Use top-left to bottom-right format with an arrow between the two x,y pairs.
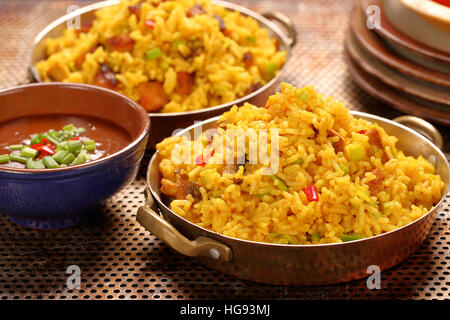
0,0 -> 448,300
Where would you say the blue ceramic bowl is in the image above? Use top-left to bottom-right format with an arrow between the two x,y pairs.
0,83 -> 150,229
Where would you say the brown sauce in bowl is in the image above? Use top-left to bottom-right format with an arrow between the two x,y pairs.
0,114 -> 132,169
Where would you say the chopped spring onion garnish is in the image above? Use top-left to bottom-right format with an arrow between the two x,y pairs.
265,61 -> 277,76
270,175 -> 289,192
1,124 -> 97,169
311,232 -> 321,242
44,133 -> 61,145
42,156 -> 59,169
145,48 -> 162,60
0,154 -> 10,163
84,140 -> 96,151
287,158 -> 304,166
246,35 -> 257,43
75,127 -> 86,134
172,39 -> 187,50
62,124 -> 74,131
341,233 -> 365,242
25,158 -> 35,169
297,88 -> 310,101
8,144 -> 23,150
340,164 -> 349,175
34,160 -> 45,169
347,143 -> 364,161
10,154 -> 28,164
52,150 -> 69,164
20,147 -> 38,158
68,140 -> 83,153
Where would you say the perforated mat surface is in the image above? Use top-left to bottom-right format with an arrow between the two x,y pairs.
0,0 -> 448,300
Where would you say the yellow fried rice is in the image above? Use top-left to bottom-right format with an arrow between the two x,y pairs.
35,0 -> 286,113
156,83 -> 445,244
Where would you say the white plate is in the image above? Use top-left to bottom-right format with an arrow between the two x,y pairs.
384,0 -> 450,54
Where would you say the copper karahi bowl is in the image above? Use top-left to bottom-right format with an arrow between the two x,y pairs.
28,0 -> 297,148
137,112 -> 449,285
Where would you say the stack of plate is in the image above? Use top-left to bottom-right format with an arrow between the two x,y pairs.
345,0 -> 450,125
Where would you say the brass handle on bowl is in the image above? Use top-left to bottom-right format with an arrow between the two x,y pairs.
262,12 -> 297,48
136,190 -> 232,262
393,116 -> 443,150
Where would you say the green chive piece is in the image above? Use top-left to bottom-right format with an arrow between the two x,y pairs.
10,154 -> 28,163
268,233 -> 281,238
60,152 -> 76,165
70,155 -> 86,166
61,131 -> 74,140
79,150 -> 87,157
285,235 -> 298,244
44,133 -> 61,145
62,124 -> 74,131
212,85 -> 226,94
311,232 -> 321,242
34,160 -> 45,169
348,143 -> 364,161
287,158 -> 304,166
25,158 -> 35,169
265,61 -> 277,76
341,233 -> 365,242
340,164 -> 349,175
269,175 -> 289,192
9,144 -> 23,151
52,150 -> 69,164
20,147 -> 38,158
297,88 -> 310,101
145,48 -> 162,60
246,35 -> 257,43
0,154 -> 10,164
75,127 -> 86,134
30,134 -> 41,145
172,39 -> 187,49
68,140 -> 83,153
48,130 -> 60,139
42,156 -> 59,169
84,140 -> 96,151
69,62 -> 77,72
58,141 -> 69,151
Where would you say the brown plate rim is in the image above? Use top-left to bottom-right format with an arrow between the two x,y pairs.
344,44 -> 450,126
350,3 -> 450,87
345,28 -> 450,106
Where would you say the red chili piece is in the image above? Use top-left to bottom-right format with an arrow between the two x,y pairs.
303,185 -> 319,202
144,20 -> 155,29
30,143 -> 44,151
196,149 -> 215,166
42,144 -> 56,156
